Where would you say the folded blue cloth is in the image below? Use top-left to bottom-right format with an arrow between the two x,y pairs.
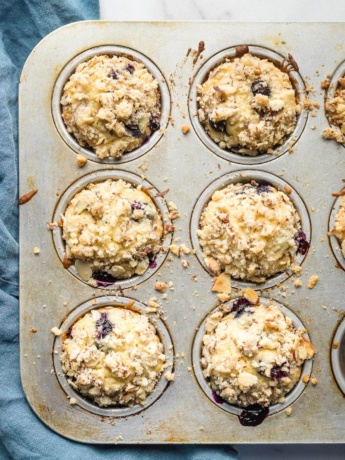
0,1 -> 238,458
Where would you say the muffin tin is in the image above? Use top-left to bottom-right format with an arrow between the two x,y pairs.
19,21 -> 345,444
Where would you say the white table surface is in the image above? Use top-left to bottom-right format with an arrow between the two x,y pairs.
99,1 -> 345,458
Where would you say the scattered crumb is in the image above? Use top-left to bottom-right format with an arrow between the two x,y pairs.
168,244 -> 180,257
191,274 -> 198,282
320,237 -> 325,242
168,281 -> 174,290
149,298 -> 160,308
284,185 -> 292,194
51,327 -> 62,336
69,398 -> 78,405
76,154 -> 87,167
33,247 -> 40,254
180,244 -> 191,255
217,293 -> 231,302
165,371 -> 175,382
181,124 -> 190,134
162,293 -> 168,300
307,275 -> 319,289
138,162 -> 148,171
243,287 -> 258,304
294,279 -> 302,288
285,407 -> 292,416
302,375 -> 310,384
212,272 -> 231,294
321,79 -> 330,89
168,201 -> 178,211
155,282 -> 167,293
333,341 -> 339,349
30,327 -> 37,333
292,265 -> 302,275
311,377 -> 318,386
181,259 -> 189,268
199,426 -> 204,431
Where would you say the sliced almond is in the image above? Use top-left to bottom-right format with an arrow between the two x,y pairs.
168,244 -> 180,257
212,272 -> 231,294
243,287 -> 258,304
237,372 -> 258,387
51,327 -> 62,336
75,259 -> 92,281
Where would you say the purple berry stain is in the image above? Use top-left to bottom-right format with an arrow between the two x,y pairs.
231,297 -> 254,319
131,200 -> 143,211
209,119 -> 227,133
125,123 -> 142,138
96,312 -> 113,339
109,70 -> 118,79
149,115 -> 160,132
270,364 -> 289,381
251,79 -> 271,97
295,231 -> 310,255
239,404 -> 269,427
148,252 -> 157,269
127,63 -> 135,74
92,271 -> 117,287
66,326 -> 73,339
212,390 -> 224,404
255,185 -> 272,195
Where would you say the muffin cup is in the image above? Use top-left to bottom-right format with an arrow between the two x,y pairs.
192,297 -> 313,417
53,295 -> 174,417
52,169 -> 173,289
52,45 -> 171,164
188,45 -> 307,165
190,169 -> 311,291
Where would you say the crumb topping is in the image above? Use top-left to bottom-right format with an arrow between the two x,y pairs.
198,182 -> 302,282
197,53 -> 300,155
62,179 -> 163,280
61,55 -> 161,159
201,302 -> 314,407
60,307 -> 166,407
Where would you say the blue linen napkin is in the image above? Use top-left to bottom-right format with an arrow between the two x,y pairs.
0,1 -> 238,458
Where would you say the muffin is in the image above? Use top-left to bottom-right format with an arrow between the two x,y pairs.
60,307 -> 166,407
197,182 -> 308,283
322,78 -> 345,143
329,195 -> 345,256
61,54 -> 161,159
197,53 -> 300,155
201,299 -> 314,407
62,179 -> 163,284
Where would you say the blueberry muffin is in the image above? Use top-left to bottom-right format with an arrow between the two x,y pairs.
197,53 -> 300,155
62,179 -> 163,284
201,299 -> 314,407
61,307 -> 166,407
61,55 -> 161,159
197,182 -> 308,282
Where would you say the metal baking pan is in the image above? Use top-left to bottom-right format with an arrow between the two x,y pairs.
19,21 -> 345,444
